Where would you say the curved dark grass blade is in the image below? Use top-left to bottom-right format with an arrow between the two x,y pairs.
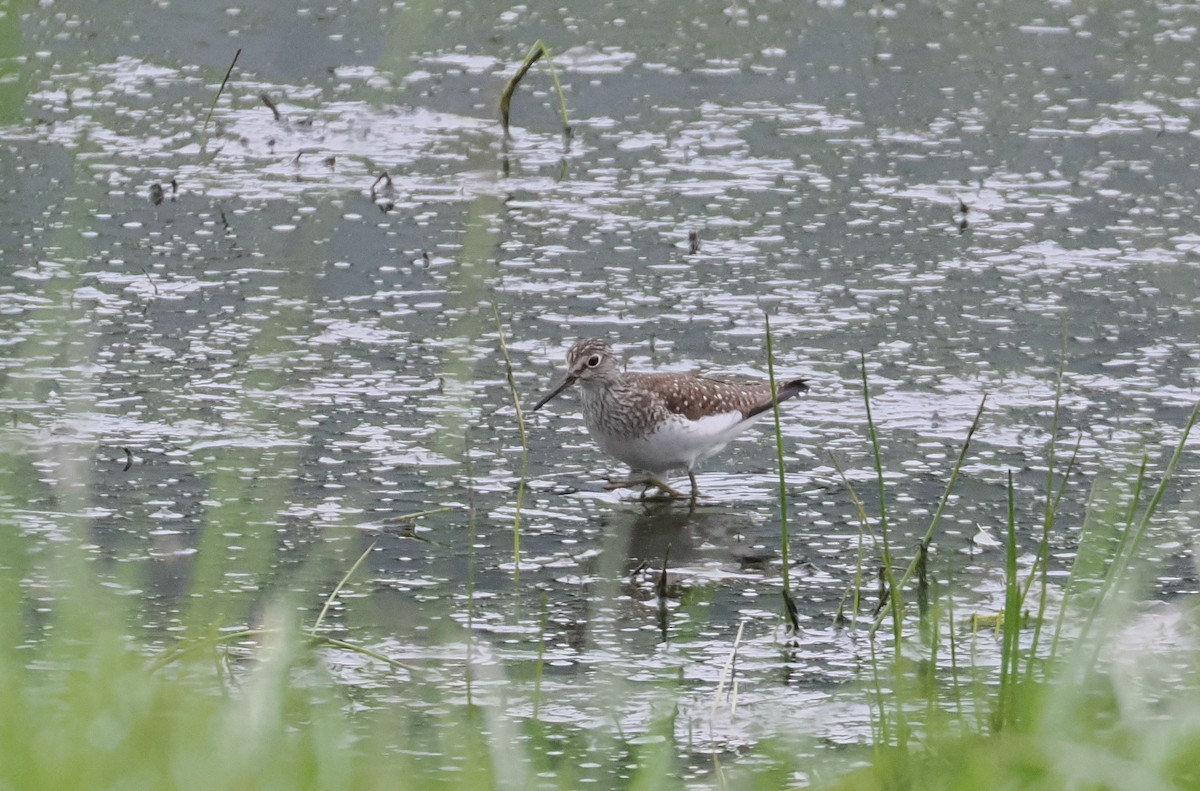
499,41 -> 571,139
764,314 -> 798,632
199,48 -> 241,153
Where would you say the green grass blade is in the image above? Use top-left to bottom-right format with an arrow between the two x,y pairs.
312,538 -> 377,633
861,353 -> 900,643
494,309 -> 528,579
764,313 -> 797,630
995,471 -> 1021,730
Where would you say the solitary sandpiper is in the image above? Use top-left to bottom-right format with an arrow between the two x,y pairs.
532,339 -> 810,499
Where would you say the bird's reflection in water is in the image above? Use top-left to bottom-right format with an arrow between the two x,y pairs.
592,501 -> 763,642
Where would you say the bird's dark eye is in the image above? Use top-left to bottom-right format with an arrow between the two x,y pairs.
586,355 -> 602,368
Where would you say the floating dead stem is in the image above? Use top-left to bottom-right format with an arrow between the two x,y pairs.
499,40 -> 571,141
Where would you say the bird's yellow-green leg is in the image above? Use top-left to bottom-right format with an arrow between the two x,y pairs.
607,474 -> 685,499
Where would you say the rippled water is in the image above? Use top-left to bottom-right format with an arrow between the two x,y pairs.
2,0 -> 1199,774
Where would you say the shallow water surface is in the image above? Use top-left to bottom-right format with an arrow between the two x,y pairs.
1,0 -> 1199,777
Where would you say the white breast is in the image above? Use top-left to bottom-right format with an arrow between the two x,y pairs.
593,410 -> 754,477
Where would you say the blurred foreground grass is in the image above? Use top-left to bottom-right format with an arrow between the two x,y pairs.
0,403 -> 1196,790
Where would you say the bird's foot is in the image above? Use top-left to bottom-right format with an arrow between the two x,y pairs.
606,475 -> 686,500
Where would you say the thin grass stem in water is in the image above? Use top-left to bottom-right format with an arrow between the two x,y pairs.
830,449 -> 878,632
494,308 -> 528,579
199,48 -> 241,153
764,313 -> 798,631
996,471 -> 1021,730
312,538 -> 377,633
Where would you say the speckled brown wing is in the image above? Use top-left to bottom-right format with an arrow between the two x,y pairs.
631,373 -> 808,422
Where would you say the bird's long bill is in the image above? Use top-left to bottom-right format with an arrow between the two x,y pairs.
531,375 -> 576,411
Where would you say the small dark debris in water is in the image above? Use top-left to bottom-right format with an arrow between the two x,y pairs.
294,116 -> 313,128
260,92 -> 281,122
954,197 -> 970,233
931,410 -> 940,429
954,197 -> 970,234
688,229 -> 700,255
370,171 -> 396,213
291,150 -> 304,165
123,447 -> 133,472
323,156 -> 336,170
170,178 -> 178,199
149,183 -> 164,205
267,138 -> 275,153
